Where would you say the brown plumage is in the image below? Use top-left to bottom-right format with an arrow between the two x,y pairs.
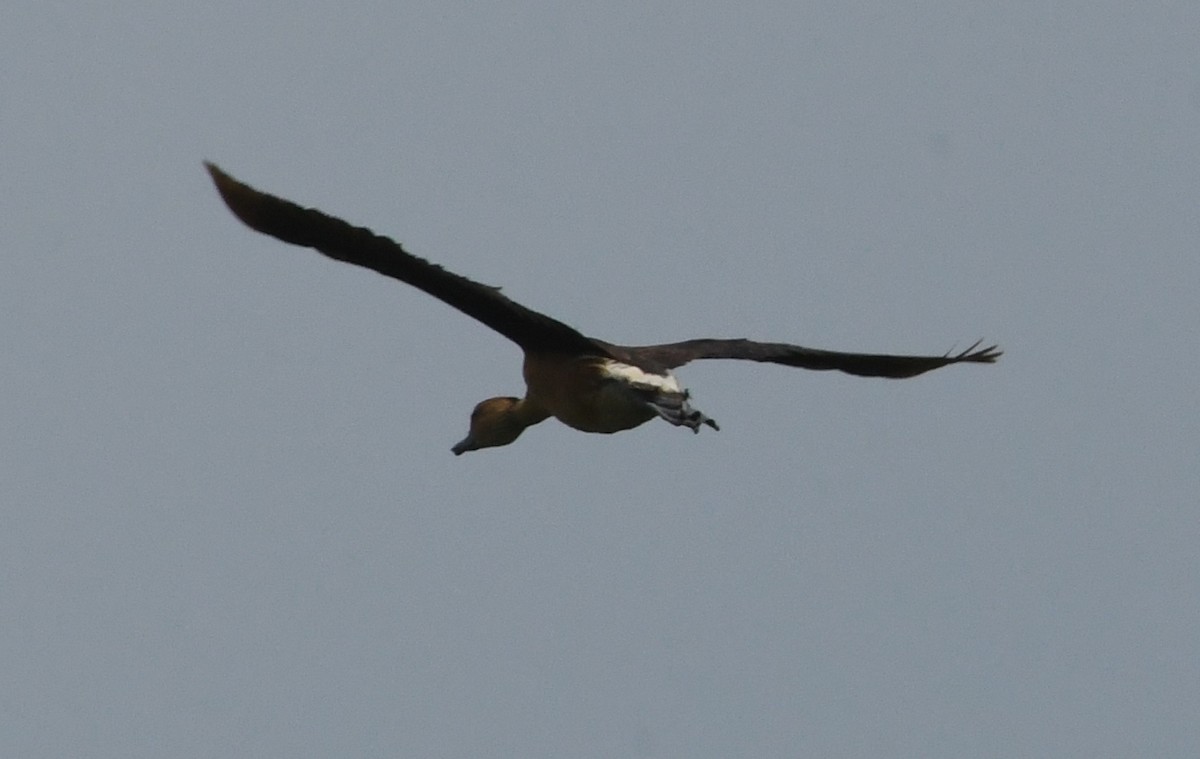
205,163 -> 1000,453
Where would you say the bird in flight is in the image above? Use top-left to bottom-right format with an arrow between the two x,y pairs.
205,163 -> 1000,454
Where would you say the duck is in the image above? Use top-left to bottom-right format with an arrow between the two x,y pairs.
204,163 -> 1000,455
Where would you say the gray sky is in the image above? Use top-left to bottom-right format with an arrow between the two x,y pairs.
3,2 -> 1197,757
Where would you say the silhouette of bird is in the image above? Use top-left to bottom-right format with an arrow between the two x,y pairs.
205,163 -> 1000,454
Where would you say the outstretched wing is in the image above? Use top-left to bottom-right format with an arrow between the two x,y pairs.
205,163 -> 607,356
614,338 -> 1001,378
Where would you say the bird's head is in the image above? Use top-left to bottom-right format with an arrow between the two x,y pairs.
451,397 -> 529,455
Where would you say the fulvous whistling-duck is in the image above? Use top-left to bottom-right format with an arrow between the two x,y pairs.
205,163 -> 1001,455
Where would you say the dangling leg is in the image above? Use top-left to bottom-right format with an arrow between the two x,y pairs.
639,388 -> 720,433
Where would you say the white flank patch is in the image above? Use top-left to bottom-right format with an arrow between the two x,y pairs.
599,360 -> 683,393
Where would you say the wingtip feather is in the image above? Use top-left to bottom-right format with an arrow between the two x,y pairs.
960,340 -> 1002,363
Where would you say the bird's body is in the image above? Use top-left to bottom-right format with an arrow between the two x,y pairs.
525,355 -> 657,434
205,163 -> 999,454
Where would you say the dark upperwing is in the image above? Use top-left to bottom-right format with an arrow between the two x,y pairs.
204,163 -> 607,357
206,163 -> 999,379
609,338 -> 1001,378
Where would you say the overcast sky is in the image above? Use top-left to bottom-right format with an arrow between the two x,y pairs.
3,2 -> 1198,757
